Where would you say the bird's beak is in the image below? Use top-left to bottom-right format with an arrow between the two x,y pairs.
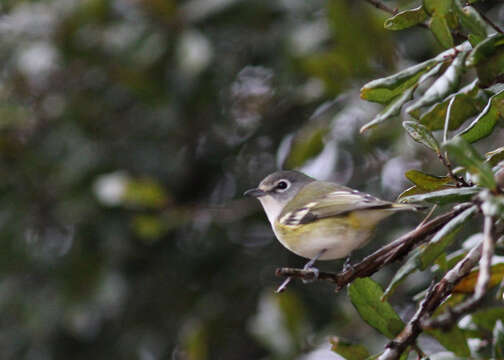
243,188 -> 266,197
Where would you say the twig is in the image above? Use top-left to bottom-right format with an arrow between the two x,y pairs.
364,0 -> 398,14
275,204 -> 473,290
470,4 -> 504,34
423,215 -> 495,329
380,240 -> 484,360
437,151 -> 470,187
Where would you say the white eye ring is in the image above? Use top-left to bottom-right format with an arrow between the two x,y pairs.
275,180 -> 290,192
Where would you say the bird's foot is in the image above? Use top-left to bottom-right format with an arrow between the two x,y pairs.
302,264 -> 320,283
342,256 -> 355,273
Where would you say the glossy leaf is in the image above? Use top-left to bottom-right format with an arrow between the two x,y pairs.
382,246 -> 423,300
454,263 -> 504,293
420,80 -> 487,131
407,51 -> 467,113
444,136 -> 496,189
360,59 -> 438,104
459,89 -> 504,143
429,14 -> 454,49
330,337 -> 370,360
405,169 -> 451,190
348,278 -> 405,339
486,147 -> 504,166
418,205 -> 478,270
400,186 -> 480,204
360,86 -> 416,133
403,121 -> 441,153
453,0 -> 487,38
384,6 -> 428,30
466,34 -> 504,87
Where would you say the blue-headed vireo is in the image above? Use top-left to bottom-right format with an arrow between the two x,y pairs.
244,170 -> 422,266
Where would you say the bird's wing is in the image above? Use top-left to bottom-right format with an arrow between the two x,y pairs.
278,182 -> 393,226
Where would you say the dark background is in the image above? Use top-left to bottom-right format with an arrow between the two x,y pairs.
0,0 -> 502,359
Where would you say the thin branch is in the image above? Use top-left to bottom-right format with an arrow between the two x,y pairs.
470,4 -> 504,34
380,240 -> 484,360
275,204 -> 473,290
423,215 -> 495,330
364,0 -> 398,14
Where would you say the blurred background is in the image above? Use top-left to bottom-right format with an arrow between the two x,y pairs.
1,0 -> 502,359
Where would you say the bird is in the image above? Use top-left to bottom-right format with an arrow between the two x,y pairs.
244,170 -> 422,277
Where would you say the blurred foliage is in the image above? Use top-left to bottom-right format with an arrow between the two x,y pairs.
1,0 -> 504,359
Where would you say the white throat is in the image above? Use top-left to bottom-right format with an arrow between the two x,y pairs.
258,195 -> 284,226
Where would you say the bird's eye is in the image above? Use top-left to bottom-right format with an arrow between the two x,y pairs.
276,180 -> 289,191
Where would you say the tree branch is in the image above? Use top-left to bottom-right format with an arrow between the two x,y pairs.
422,215 -> 495,330
470,4 -> 504,34
364,0 -> 397,15
275,203 -> 473,290
379,239 -> 484,360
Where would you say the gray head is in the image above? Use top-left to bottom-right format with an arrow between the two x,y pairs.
244,170 -> 315,224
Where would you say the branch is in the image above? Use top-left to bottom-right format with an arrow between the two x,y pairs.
379,239 -> 484,360
422,215 -> 495,329
364,0 -> 397,15
275,203 -> 473,290
470,4 -> 504,34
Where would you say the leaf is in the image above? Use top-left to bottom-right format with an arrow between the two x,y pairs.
472,307 -> 504,331
420,79 -> 488,131
453,0 -> 487,38
330,337 -> 370,360
348,278 -> 405,339
405,169 -> 452,190
444,136 -> 496,189
360,59 -> 439,104
418,205 -> 478,270
486,147 -> 504,166
400,186 -> 480,204
459,89 -> 504,143
494,320 -> 504,359
382,246 -> 424,300
466,34 -> 504,87
454,263 -> 504,293
403,121 -> 441,153
384,6 -> 428,30
427,327 -> 471,357
429,13 -> 454,49
360,86 -> 416,133
407,51 -> 467,114
283,126 -> 327,168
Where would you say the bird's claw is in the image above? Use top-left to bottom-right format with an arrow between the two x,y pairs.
302,266 -> 320,283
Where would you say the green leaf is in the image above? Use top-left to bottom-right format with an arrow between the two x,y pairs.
360,86 -> 416,133
427,327 -> 471,357
493,320 -> 504,359
407,51 -> 467,114
459,89 -> 504,143
384,6 -> 428,30
403,121 -> 441,153
444,136 -> 496,189
360,59 -> 439,104
466,34 -> 504,87
283,126 -> 327,168
400,186 -> 480,204
420,79 -> 488,131
472,307 -> 504,331
348,278 -> 405,339
382,246 -> 424,300
424,0 -> 453,15
486,147 -> 504,166
417,205 -> 478,269
453,0 -> 487,38
405,169 -> 451,190
429,14 -> 454,49
330,337 -> 371,360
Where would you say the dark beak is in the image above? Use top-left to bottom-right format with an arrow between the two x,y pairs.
243,188 -> 266,197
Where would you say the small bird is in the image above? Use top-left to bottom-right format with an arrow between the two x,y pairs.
244,170 -> 421,271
